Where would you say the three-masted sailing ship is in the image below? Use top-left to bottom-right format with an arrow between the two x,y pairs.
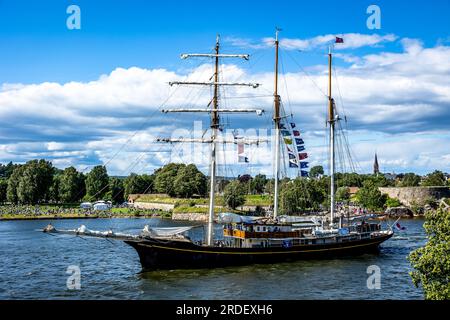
122,31 -> 393,270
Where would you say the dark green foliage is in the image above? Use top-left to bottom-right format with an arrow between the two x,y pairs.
335,186 -> 350,202
59,167 -> 85,203
422,170 -> 446,187
6,160 -> 54,204
399,172 -> 421,187
238,174 -> 252,184
250,174 -> 267,194
124,173 -> 153,198
108,177 -> 125,204
0,179 -> 7,203
355,180 -> 387,211
280,178 -> 326,214
336,172 -> 363,187
385,197 -> 402,208
49,175 -> 60,203
173,164 -> 207,198
364,174 -> 394,187
408,207 -> 450,299
7,165 -> 23,204
153,163 -> 185,196
85,165 -> 109,201
309,165 -> 324,178
223,180 -> 246,209
0,162 -> 19,179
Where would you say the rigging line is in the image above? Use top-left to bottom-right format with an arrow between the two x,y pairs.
332,64 -> 349,132
79,56 -> 211,175
130,130 -> 199,200
284,50 -> 328,98
338,120 -> 360,173
279,50 -> 294,118
109,122 -> 197,202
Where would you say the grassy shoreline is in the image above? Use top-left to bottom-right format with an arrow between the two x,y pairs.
0,205 -> 172,221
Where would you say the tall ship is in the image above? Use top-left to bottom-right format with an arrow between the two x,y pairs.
123,30 -> 393,270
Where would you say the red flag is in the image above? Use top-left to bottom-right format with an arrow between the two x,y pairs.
293,130 -> 300,137
335,37 -> 344,44
298,153 -> 308,160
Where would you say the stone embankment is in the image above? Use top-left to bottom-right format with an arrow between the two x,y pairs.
379,186 -> 450,207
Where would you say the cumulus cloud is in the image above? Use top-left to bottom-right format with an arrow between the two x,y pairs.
226,33 -> 398,51
0,37 -> 449,175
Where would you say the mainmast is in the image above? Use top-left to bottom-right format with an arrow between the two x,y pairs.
158,35 -> 264,246
273,29 -> 281,220
328,45 -> 336,226
207,36 -> 220,247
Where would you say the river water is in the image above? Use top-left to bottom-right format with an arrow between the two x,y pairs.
0,217 -> 425,299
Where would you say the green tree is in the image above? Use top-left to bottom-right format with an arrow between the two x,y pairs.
280,178 -> 326,214
124,173 -> 153,199
399,173 -> 421,187
7,165 -> 23,204
85,165 -> 109,201
16,160 -> 54,204
250,174 -> 267,194
0,179 -> 7,203
49,175 -> 60,203
335,186 -> 350,202
355,180 -> 387,211
0,161 -> 19,179
364,174 -> 393,187
422,170 -> 446,187
385,197 -> 402,208
173,164 -> 207,198
408,207 -> 450,299
153,163 -> 185,196
338,172 -> 363,187
59,167 -> 85,203
108,177 -> 125,204
265,179 -> 274,195
223,180 -> 246,209
309,165 -> 324,178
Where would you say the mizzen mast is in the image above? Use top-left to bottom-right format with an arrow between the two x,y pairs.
158,35 -> 263,246
328,45 -> 336,226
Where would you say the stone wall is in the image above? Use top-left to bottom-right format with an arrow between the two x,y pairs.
379,187 -> 450,206
172,213 -> 208,222
133,202 -> 175,211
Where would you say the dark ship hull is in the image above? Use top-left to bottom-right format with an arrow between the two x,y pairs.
124,232 -> 393,271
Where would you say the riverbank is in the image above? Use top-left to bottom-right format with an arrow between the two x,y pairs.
0,205 -> 172,221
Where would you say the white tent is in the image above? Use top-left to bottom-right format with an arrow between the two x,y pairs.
93,203 -> 109,211
80,202 -> 92,209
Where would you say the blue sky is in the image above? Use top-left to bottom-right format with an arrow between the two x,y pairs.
0,0 -> 449,176
1,0 -> 448,83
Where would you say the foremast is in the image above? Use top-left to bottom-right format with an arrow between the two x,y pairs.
273,29 -> 281,219
158,35 -> 264,246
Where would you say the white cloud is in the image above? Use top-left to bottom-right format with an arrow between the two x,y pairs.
0,37 -> 449,176
259,33 -> 398,51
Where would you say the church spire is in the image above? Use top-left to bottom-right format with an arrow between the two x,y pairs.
374,153 -> 380,175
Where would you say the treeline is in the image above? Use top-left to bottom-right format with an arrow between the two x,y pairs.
221,167 -> 449,213
0,161 -> 207,205
0,161 -> 448,212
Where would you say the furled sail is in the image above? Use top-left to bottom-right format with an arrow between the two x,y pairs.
141,225 -> 195,237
